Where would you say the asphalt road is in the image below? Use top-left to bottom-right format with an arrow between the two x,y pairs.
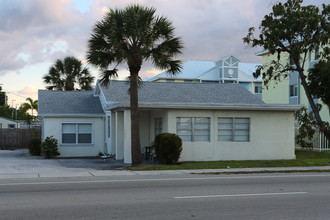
1,173 -> 330,219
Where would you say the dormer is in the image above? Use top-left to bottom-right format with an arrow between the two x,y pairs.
215,55 -> 240,80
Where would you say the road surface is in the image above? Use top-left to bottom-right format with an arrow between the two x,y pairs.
0,173 -> 329,219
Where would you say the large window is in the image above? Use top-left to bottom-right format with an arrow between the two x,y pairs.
62,123 -> 92,144
176,117 -> 210,141
218,118 -> 250,142
289,85 -> 298,97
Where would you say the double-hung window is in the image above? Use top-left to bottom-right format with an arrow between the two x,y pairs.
62,123 -> 92,144
218,118 -> 250,142
176,117 -> 210,141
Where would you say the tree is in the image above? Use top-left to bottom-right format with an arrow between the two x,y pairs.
308,47 -> 330,110
87,4 -> 183,166
0,86 -> 6,106
21,98 -> 38,118
243,0 -> 330,139
43,56 -> 94,91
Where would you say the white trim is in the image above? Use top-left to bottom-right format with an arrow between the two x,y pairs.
40,114 -> 104,118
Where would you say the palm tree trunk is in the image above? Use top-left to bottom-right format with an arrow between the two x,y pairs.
130,72 -> 142,166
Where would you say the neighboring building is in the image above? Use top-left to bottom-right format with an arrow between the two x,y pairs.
39,80 -> 301,164
147,55 -> 263,100
0,116 -> 20,129
257,47 -> 330,122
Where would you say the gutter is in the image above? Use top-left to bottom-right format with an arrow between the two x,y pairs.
105,102 -> 304,112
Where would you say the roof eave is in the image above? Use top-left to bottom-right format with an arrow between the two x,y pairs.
105,102 -> 303,112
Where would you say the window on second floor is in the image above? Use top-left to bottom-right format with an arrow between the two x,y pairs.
289,85 -> 298,97
254,84 -> 262,94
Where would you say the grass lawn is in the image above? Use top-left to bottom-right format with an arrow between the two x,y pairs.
127,150 -> 330,171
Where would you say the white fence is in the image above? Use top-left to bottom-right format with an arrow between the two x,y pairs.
313,131 -> 329,152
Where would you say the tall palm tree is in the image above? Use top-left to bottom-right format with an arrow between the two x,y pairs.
87,5 -> 183,166
43,56 -> 94,91
21,97 -> 38,117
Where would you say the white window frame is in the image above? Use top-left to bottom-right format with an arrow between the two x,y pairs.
218,117 -> 250,142
176,117 -> 210,142
61,122 -> 93,145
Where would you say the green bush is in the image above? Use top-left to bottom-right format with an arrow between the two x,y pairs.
153,133 -> 182,164
28,138 -> 41,156
41,136 -> 60,159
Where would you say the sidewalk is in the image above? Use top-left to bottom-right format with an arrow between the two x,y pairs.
1,166 -> 330,180
1,149 -> 330,180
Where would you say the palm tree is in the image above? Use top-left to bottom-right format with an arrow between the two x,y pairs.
87,4 -> 183,166
21,97 -> 38,121
43,56 -> 94,91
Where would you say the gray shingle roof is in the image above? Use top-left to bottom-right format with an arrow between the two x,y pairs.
101,80 -> 264,105
38,90 -> 104,115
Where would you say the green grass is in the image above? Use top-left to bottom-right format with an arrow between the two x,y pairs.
126,150 -> 330,171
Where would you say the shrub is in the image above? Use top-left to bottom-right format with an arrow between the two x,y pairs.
41,136 -> 60,159
28,138 -> 41,156
153,133 -> 182,164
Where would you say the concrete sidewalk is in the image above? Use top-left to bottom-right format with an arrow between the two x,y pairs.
1,166 -> 330,180
1,149 -> 330,180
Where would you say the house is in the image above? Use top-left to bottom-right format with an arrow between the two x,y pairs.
256,47 -> 330,122
39,80 -> 302,164
0,116 -> 20,129
147,55 -> 263,100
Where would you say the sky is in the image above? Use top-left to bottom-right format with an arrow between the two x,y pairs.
0,0 -> 326,108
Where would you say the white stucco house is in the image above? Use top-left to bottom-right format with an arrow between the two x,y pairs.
0,116 -> 20,129
38,80 -> 302,164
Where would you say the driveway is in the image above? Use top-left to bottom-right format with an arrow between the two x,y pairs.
0,149 -> 126,174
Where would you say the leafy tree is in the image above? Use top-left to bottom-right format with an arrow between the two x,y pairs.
243,0 -> 330,139
21,98 -> 38,118
0,86 -> 6,106
87,5 -> 183,166
43,56 -> 94,91
308,48 -> 330,110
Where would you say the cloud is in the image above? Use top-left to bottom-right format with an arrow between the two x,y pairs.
0,0 -> 327,81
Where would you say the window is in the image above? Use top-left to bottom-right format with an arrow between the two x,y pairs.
201,80 -> 219,83
254,85 -> 262,94
315,45 -> 320,60
8,124 -> 15,129
107,116 -> 110,138
176,117 -> 210,141
218,118 -> 250,142
62,123 -> 92,144
290,85 -> 298,97
155,118 -> 163,137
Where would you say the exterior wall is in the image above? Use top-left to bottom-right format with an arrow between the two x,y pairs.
42,117 -> 104,157
262,53 -> 290,104
166,109 -> 295,161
